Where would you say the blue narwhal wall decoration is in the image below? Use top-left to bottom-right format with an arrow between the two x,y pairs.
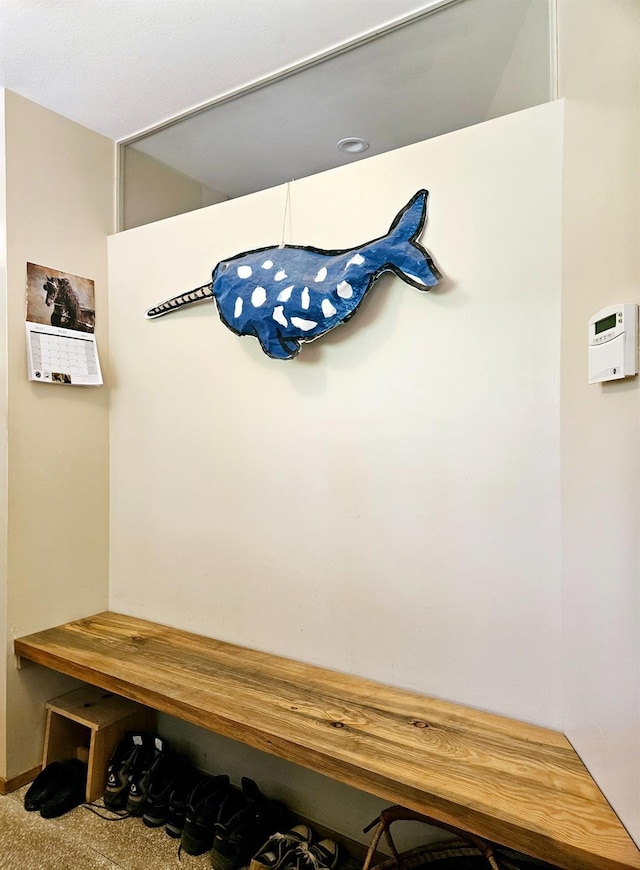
146,190 -> 440,360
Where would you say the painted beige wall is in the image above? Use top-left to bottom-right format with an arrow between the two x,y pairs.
109,102 -> 563,841
558,0 -> 640,846
122,147 -> 228,230
1,90 -> 114,778
0,93 -> 7,778
110,103 -> 564,729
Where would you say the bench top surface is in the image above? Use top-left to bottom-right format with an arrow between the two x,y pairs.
14,611 -> 640,870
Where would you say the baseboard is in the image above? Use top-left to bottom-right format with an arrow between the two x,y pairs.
0,764 -> 41,795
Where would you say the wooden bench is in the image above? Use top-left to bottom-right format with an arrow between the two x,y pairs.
14,611 -> 640,870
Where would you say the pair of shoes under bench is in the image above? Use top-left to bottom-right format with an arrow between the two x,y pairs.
209,778 -> 291,870
142,751 -> 191,829
179,774 -> 232,856
103,731 -> 168,814
251,826 -> 340,870
24,759 -> 87,818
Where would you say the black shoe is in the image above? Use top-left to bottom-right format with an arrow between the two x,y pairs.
24,762 -> 66,812
249,824 -> 313,870
210,778 -> 290,870
126,734 -> 168,817
142,750 -> 188,828
104,731 -> 147,811
165,768 -> 202,839
283,842 -> 340,870
309,840 -> 340,870
39,759 -> 87,819
180,774 -> 232,856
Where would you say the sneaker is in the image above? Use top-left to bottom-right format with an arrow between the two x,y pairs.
284,841 -> 340,870
39,759 -> 88,819
126,734 -> 169,816
104,732 -> 147,811
180,774 -> 232,856
249,824 -> 313,870
165,768 -> 202,839
210,778 -> 290,870
24,762 -> 66,812
142,750 -> 187,828
309,840 -> 340,870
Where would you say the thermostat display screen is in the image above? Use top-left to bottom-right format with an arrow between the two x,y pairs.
595,313 -> 617,334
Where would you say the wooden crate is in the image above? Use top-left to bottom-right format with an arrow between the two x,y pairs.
43,685 -> 154,802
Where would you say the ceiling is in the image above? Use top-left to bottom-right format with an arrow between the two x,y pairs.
0,0 -> 551,201
0,0 -> 452,140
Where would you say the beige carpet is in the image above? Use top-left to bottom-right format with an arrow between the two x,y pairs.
0,786 -> 211,869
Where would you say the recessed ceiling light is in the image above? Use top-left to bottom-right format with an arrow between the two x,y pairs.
336,137 -> 370,154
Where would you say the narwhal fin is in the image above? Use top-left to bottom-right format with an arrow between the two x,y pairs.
381,190 -> 441,289
387,189 -> 428,241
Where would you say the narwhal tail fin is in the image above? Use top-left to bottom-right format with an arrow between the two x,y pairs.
146,282 -> 214,319
385,190 -> 441,289
388,189 -> 429,243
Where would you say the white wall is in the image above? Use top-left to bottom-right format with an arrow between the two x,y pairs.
558,0 -> 640,846
109,103 -> 564,736
1,90 -> 113,779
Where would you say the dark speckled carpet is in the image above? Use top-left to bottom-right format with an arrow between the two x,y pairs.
0,786 -> 211,869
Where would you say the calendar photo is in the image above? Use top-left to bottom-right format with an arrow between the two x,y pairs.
26,263 -> 96,333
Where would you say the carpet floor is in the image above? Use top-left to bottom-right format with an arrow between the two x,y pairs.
0,786 -> 211,869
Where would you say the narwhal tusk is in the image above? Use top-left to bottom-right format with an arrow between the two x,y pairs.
146,282 -> 214,319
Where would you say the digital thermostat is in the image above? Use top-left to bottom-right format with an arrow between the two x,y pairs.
588,303 -> 638,384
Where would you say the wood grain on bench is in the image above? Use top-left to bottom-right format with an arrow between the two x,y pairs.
14,611 -> 640,870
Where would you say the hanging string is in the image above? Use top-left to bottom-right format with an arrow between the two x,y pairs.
279,180 -> 294,248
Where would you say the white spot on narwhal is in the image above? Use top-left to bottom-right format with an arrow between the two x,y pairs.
322,299 -> 337,318
234,297 -> 243,318
301,287 -> 310,309
336,280 -> 353,299
273,306 -> 288,327
274,270 -> 287,281
291,317 -> 317,331
251,286 -> 267,307
277,285 -> 294,302
237,265 -> 252,279
261,259 -> 273,269
315,266 -> 327,282
347,254 -> 365,267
